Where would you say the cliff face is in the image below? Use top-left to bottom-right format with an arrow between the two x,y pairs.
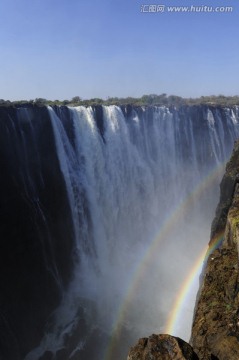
0,106 -> 75,359
191,140 -> 239,359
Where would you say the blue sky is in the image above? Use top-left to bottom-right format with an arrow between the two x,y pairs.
0,0 -> 238,100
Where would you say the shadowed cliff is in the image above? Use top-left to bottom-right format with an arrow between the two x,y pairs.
0,106 -> 75,359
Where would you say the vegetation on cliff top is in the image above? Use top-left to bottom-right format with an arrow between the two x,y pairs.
1,94 -> 239,108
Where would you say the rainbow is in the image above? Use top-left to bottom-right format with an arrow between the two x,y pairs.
164,230 -> 224,336
104,162 -> 226,360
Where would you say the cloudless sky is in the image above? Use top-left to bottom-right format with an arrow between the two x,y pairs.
0,0 -> 238,100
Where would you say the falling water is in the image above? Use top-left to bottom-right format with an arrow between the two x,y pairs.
3,105 -> 238,360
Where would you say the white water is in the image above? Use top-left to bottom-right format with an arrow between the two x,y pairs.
25,105 -> 239,360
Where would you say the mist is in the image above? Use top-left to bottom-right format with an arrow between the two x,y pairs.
22,105 -> 239,360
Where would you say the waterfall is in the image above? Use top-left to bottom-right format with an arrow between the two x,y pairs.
0,105 -> 238,360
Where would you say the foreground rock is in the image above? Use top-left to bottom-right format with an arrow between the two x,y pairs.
127,334 -> 199,360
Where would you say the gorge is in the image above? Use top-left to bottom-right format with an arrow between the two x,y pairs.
0,104 -> 239,360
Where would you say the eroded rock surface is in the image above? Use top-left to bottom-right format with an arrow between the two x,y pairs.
127,334 -> 199,360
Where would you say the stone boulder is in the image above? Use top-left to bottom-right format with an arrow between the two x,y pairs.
127,334 -> 199,360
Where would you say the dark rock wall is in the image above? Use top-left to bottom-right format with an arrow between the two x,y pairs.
0,106 -> 75,359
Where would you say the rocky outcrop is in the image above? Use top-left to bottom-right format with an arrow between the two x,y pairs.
127,334 -> 199,360
191,140 -> 239,359
210,140 -> 239,243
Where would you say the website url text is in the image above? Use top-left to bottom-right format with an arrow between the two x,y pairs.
140,5 -> 233,13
